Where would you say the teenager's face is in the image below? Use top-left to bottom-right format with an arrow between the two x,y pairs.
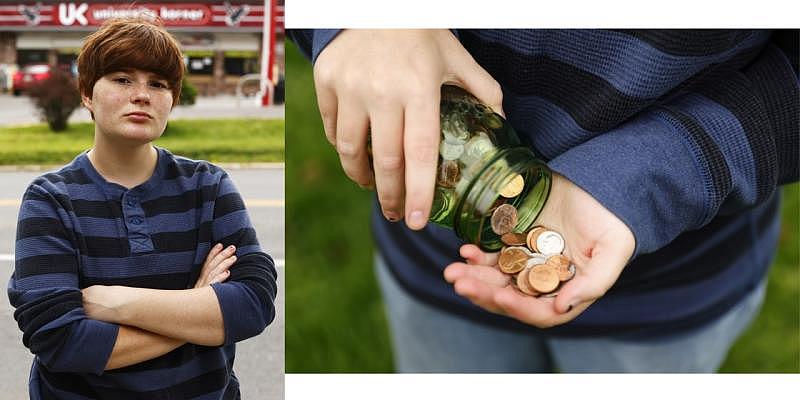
82,68 -> 173,145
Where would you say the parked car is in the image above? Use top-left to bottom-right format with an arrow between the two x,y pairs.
12,63 -> 51,96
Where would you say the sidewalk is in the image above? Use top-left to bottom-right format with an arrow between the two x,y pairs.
0,94 -> 284,126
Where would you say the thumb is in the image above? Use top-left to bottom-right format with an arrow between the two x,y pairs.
447,53 -> 504,117
553,242 -> 630,314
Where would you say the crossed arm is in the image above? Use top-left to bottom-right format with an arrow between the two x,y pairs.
82,243 -> 238,370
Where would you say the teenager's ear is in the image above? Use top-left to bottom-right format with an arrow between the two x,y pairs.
81,92 -> 92,112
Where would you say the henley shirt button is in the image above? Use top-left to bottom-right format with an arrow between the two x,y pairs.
127,198 -> 137,206
130,217 -> 142,225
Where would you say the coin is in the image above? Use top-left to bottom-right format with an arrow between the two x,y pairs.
528,263 -> 560,293
498,246 -> 529,274
439,141 -> 464,160
536,231 -> 565,255
526,253 -> 548,267
490,203 -> 518,235
501,232 -> 527,246
557,263 -> 575,282
499,173 -> 524,198
461,133 -> 494,165
516,267 -> 540,296
437,160 -> 461,188
442,115 -> 470,144
526,226 -> 546,252
547,254 -> 573,281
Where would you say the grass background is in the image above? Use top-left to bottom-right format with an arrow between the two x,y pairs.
285,40 -> 799,373
0,118 -> 284,165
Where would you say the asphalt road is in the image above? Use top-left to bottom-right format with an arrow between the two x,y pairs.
0,166 -> 285,399
0,94 -> 285,126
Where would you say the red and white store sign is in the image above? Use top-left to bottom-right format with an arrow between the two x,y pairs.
0,2 -> 284,30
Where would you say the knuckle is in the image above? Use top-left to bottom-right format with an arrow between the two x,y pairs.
336,140 -> 361,158
313,64 -> 335,87
374,154 -> 403,172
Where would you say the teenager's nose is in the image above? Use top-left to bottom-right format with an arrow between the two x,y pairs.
131,86 -> 151,104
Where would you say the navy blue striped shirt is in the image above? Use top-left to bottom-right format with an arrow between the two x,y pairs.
8,147 -> 277,399
289,29 -> 798,336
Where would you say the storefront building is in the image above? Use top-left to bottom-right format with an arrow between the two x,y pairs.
0,1 -> 284,95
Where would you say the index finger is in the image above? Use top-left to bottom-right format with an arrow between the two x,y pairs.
402,88 -> 441,230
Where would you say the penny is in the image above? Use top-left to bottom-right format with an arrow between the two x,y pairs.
536,230 -> 565,255
516,267 -> 540,296
526,226 -> 546,252
499,173 -> 525,198
498,246 -> 529,274
546,254 -> 570,269
558,263 -> 576,282
528,263 -> 560,293
490,204 -> 518,235
437,160 -> 461,188
501,231 -> 527,246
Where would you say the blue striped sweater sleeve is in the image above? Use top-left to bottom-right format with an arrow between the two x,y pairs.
9,182 -> 118,375
286,29 -> 341,63
549,37 -> 799,256
210,172 -> 277,345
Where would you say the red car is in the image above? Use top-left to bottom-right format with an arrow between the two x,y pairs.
12,64 -> 51,96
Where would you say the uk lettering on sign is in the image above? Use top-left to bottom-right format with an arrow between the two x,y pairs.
0,2 -> 275,29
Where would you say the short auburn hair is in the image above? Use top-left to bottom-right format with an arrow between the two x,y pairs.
77,17 -> 185,106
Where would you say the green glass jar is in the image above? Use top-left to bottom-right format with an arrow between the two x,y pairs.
429,85 -> 552,251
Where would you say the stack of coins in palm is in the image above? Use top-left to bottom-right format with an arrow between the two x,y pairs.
491,204 -> 575,297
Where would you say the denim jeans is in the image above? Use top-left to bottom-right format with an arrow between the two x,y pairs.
374,253 -> 766,373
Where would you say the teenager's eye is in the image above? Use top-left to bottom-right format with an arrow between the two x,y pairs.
150,81 -> 168,89
113,77 -> 132,85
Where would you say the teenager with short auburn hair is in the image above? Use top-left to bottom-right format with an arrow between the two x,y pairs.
9,17 -> 277,398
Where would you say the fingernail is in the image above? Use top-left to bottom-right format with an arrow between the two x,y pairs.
215,243 -> 222,249
408,211 -> 425,229
384,211 -> 400,222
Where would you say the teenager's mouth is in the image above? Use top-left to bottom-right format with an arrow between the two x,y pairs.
124,112 -> 153,122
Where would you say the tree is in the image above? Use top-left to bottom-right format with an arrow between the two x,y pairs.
27,69 -> 81,132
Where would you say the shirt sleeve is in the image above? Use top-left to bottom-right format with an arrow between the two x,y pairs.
286,29 -> 342,63
8,182 -> 118,375
209,172 -> 278,345
548,34 -> 799,257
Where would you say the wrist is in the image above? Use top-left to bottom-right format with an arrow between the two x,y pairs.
112,286 -> 143,325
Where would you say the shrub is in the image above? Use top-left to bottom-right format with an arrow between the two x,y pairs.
179,76 -> 197,106
27,69 -> 82,132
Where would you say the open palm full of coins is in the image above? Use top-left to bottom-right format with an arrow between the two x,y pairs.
493,204 -> 575,297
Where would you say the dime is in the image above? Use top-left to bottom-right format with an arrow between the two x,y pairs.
498,246 -> 529,274
499,173 -> 525,198
490,203 -> 518,235
501,232 -> 527,246
439,141 -> 464,161
442,115 -> 470,144
528,263 -> 560,294
526,253 -> 548,267
536,231 -> 565,255
461,133 -> 494,165
526,226 -> 546,252
516,267 -> 540,296
437,160 -> 461,188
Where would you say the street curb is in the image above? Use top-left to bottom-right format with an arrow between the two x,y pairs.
0,162 -> 285,172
